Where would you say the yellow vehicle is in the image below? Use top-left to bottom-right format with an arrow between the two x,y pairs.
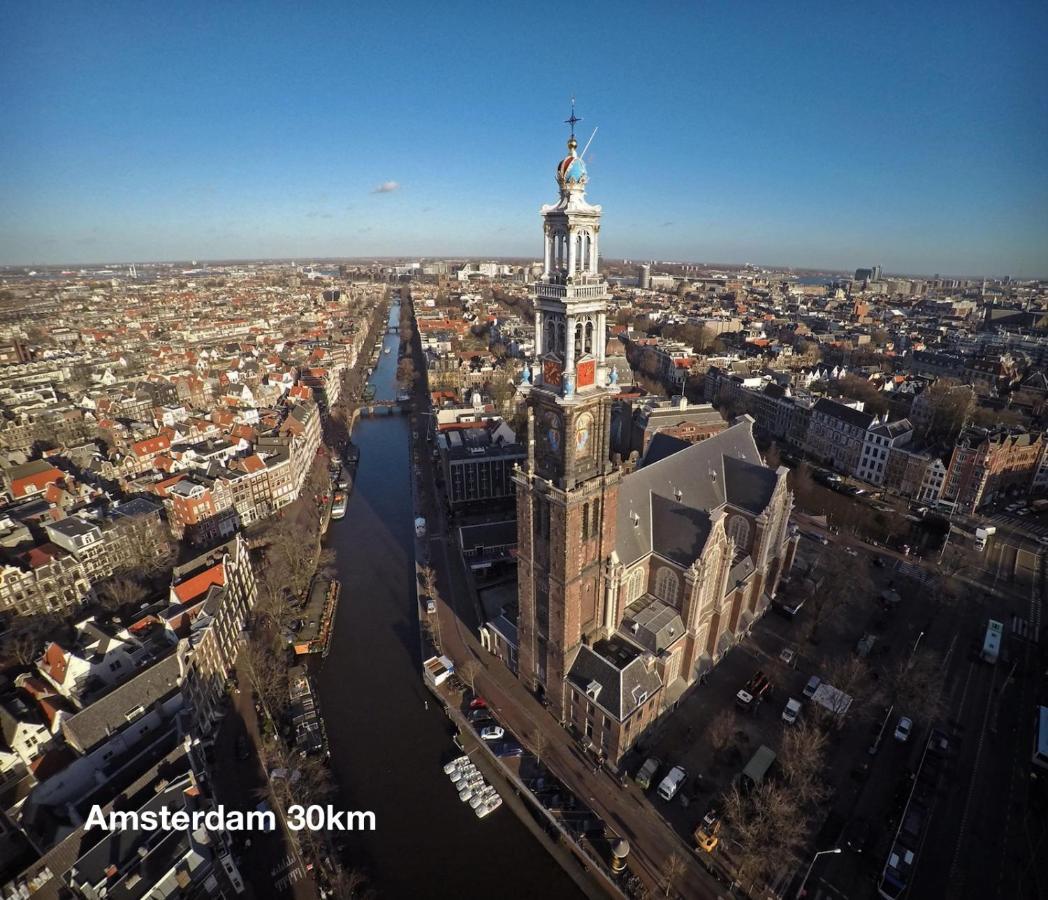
694,810 -> 721,853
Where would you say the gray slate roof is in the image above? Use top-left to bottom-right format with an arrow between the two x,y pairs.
566,638 -> 662,722
616,418 -> 775,566
61,653 -> 181,753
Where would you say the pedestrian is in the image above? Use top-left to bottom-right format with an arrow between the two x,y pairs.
424,700 -> 429,710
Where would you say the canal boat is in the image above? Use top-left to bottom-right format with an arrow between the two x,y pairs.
384,347 -> 391,354
292,578 -> 340,657
288,666 -> 329,757
476,795 -> 503,818
331,491 -> 347,519
443,755 -> 469,775
469,787 -> 495,809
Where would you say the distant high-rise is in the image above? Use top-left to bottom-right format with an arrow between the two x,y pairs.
638,264 -> 651,289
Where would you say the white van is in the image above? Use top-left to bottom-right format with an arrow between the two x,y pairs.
657,765 -> 687,801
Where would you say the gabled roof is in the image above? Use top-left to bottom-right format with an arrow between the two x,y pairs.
172,562 -> 224,604
566,638 -> 663,721
617,418 -> 775,566
812,397 -> 876,430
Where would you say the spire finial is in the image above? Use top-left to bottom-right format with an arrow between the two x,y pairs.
565,97 -> 581,140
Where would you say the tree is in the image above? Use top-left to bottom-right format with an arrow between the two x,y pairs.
487,368 -> 517,413
822,655 -> 875,724
916,380 -> 973,446
803,549 -> 867,644
887,648 -> 945,726
779,722 -> 831,807
763,441 -> 782,469
530,728 -> 550,767
707,709 -> 735,763
99,575 -> 144,613
457,658 -> 481,695
0,613 -> 67,668
662,852 -> 687,897
722,781 -> 805,893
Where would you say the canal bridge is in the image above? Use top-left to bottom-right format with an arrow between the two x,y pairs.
357,401 -> 409,417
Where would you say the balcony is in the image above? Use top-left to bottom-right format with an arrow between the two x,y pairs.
534,281 -> 609,302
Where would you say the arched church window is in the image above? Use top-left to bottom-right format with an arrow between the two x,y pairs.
727,515 -> 751,552
556,320 -> 565,353
627,568 -> 645,602
654,566 -> 680,605
575,321 -> 583,358
584,320 -> 594,354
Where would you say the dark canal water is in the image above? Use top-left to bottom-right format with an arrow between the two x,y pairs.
315,302 -> 581,899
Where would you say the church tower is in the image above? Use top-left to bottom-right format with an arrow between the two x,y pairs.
514,106 -> 621,720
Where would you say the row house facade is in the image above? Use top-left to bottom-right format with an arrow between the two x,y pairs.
172,535 -> 258,739
805,397 -> 877,475
942,427 -> 1045,513
0,543 -> 93,616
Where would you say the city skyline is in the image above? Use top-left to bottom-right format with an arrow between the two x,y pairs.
2,1 -> 1047,276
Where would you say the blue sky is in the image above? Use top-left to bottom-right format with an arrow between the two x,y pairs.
1,1 -> 1046,276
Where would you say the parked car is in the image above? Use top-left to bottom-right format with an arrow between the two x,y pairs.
656,765 -> 687,801
782,698 -> 802,725
491,741 -> 523,758
893,716 -> 913,742
803,675 -> 822,699
635,757 -> 661,790
468,708 -> 491,722
469,697 -> 488,710
480,725 -> 505,741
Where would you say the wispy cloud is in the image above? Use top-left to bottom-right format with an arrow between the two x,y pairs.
372,181 -> 400,194
305,211 -> 333,219
661,221 -> 674,227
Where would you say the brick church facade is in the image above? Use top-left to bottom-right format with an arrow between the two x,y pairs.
507,114 -> 798,765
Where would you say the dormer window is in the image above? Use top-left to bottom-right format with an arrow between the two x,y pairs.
632,687 -> 648,706
586,680 -> 602,701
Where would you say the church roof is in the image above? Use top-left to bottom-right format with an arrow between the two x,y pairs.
616,418 -> 776,566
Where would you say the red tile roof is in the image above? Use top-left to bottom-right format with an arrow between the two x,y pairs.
173,562 -> 225,603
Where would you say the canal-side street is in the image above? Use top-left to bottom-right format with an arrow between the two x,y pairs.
315,301 -> 583,899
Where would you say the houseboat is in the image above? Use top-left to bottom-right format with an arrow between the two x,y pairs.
291,578 -> 341,658
288,666 -> 329,757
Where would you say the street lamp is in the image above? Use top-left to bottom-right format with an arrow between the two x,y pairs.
796,847 -> 841,899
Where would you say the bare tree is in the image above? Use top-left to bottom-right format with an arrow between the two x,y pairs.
662,851 -> 687,897
0,613 -> 66,668
821,655 -> 876,724
722,781 -> 805,893
327,866 -> 374,899
530,728 -> 550,767
888,648 -> 946,726
99,575 -> 144,613
779,722 -> 831,807
457,658 -> 481,695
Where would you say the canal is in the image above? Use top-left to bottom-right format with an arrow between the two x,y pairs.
316,301 -> 582,899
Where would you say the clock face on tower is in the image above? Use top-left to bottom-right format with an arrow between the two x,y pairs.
575,412 -> 593,457
543,359 -> 563,388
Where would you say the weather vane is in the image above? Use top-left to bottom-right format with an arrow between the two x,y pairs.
565,97 -> 581,139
